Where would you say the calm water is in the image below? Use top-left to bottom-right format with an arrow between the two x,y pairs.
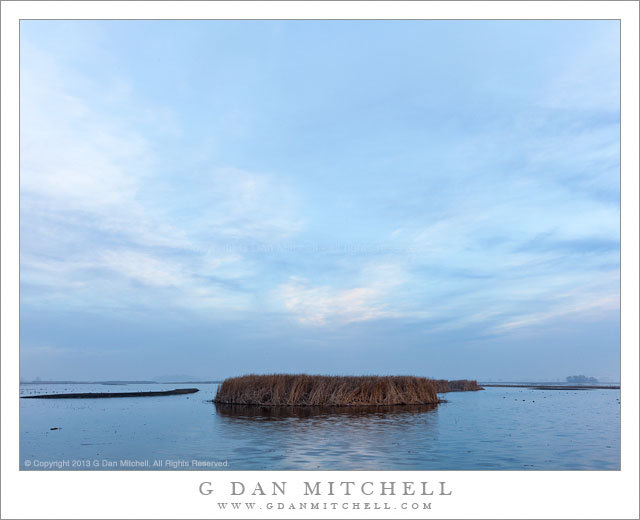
20,383 -> 620,470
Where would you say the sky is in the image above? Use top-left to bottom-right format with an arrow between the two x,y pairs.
19,20 -> 620,382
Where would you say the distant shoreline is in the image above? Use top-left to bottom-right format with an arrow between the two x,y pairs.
480,384 -> 620,390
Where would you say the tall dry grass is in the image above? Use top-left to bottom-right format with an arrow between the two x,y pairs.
433,379 -> 483,392
214,374 -> 440,406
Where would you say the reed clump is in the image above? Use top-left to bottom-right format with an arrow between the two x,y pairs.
214,374 -> 440,406
433,379 -> 483,393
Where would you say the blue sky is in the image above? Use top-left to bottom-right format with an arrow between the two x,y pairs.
20,20 -> 620,381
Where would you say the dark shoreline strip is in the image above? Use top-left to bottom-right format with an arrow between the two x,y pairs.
21,388 -> 200,399
481,384 -> 619,390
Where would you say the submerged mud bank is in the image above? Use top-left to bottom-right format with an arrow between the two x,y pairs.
21,388 -> 200,399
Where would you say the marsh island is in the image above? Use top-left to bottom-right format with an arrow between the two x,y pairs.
213,374 -> 482,407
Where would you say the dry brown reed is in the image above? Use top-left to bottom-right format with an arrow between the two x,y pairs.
433,379 -> 483,392
214,374 -> 440,406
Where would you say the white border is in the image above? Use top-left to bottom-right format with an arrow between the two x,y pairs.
2,2 -> 638,519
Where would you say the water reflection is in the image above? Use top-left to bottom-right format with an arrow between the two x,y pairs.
214,402 -> 438,420
213,402 -> 440,469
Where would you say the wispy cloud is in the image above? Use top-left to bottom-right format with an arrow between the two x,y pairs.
20,41 -> 304,313
198,166 -> 304,241
492,294 -> 620,333
271,262 -> 432,326
275,277 -> 389,325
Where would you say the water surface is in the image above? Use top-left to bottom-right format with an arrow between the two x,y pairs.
20,383 -> 620,470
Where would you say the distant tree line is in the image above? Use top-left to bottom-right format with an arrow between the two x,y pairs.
566,375 -> 599,384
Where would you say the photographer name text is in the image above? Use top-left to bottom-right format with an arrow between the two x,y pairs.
200,480 -> 452,496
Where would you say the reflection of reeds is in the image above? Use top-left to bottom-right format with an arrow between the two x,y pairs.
433,379 -> 483,393
214,402 -> 438,419
214,374 -> 440,406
